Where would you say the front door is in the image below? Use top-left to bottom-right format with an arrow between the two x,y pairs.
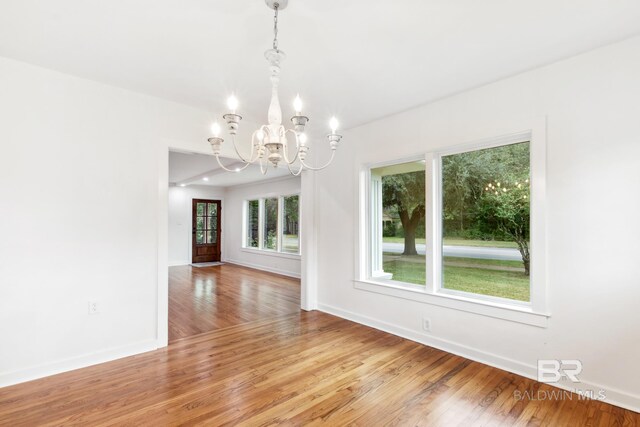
192,199 -> 221,263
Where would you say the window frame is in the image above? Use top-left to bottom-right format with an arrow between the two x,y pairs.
367,155 -> 427,283
356,129 -> 549,327
242,192 -> 301,257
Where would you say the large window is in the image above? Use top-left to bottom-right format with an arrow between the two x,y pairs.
366,137 -> 535,308
441,141 -> 530,302
243,194 -> 300,255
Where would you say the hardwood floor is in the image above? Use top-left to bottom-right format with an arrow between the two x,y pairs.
168,264 -> 301,342
0,266 -> 637,426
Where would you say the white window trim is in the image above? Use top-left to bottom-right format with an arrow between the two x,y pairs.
353,279 -> 548,327
241,247 -> 301,260
355,124 -> 549,327
243,193 -> 301,256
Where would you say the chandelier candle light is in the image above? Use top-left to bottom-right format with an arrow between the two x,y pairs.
207,0 -> 343,176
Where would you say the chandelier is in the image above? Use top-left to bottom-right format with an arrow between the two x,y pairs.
207,0 -> 342,176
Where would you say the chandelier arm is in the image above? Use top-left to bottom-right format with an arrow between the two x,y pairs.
259,124 -> 271,138
215,155 -> 254,172
256,124 -> 271,164
248,129 -> 267,163
300,150 -> 336,171
229,133 -> 257,163
286,161 -> 304,176
282,129 -> 300,164
258,156 -> 269,175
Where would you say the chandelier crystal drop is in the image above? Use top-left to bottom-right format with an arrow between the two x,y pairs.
207,0 -> 342,176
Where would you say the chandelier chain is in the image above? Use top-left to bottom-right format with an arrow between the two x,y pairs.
273,4 -> 279,51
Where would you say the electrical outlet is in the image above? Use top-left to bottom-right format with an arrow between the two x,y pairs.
422,317 -> 431,332
88,301 -> 99,315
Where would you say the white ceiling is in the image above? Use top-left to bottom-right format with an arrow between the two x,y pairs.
169,151 -> 292,187
1,1 -> 640,131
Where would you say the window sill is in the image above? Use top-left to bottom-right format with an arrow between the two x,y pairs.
353,279 -> 550,328
240,247 -> 301,260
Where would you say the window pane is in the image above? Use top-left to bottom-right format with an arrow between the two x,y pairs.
196,230 -> 204,244
208,203 -> 217,216
371,161 -> 426,285
263,198 -> 278,250
196,216 -> 205,230
282,195 -> 299,253
196,203 -> 205,216
247,200 -> 259,248
206,231 -> 214,244
207,217 -> 216,230
441,141 -> 530,301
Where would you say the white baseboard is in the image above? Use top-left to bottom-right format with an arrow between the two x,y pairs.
168,260 -> 190,267
317,303 -> 639,413
0,339 -> 159,388
223,258 -> 301,279
171,258 -> 300,279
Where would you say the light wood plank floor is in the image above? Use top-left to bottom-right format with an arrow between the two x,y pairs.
0,265 -> 637,426
168,264 -> 301,341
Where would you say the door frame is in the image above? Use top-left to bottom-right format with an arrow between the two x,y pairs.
186,196 -> 225,266
191,198 -> 222,263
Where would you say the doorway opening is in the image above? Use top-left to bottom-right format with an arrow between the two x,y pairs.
164,149 -> 305,345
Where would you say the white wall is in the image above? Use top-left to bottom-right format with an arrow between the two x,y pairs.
313,36 -> 640,411
0,56 -> 215,386
168,185 -> 225,266
224,177 -> 301,278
